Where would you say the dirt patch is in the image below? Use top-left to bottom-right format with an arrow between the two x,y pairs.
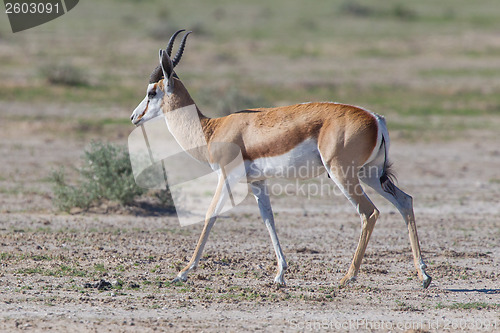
0,126 -> 499,332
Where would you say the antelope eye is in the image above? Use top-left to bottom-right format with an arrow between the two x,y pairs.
148,90 -> 157,98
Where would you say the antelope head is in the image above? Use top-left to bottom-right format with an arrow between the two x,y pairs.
130,29 -> 192,126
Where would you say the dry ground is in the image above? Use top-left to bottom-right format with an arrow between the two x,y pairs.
0,115 -> 499,332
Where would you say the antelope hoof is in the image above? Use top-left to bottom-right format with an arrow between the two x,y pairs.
274,276 -> 286,285
339,275 -> 356,286
422,275 -> 432,289
172,275 -> 187,284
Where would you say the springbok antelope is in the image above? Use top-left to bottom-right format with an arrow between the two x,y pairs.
130,30 -> 432,289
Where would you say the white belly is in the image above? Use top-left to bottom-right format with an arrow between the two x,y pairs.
245,138 -> 325,180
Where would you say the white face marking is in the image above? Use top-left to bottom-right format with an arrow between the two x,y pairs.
130,83 -> 165,126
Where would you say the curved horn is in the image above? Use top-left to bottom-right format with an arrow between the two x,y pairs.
149,65 -> 163,84
172,31 -> 192,68
166,29 -> 185,57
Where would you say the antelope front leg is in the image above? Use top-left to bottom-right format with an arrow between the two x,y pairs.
172,175 -> 228,283
250,180 -> 288,285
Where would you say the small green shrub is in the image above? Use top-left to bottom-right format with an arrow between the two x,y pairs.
339,1 -> 376,17
50,169 -> 95,212
339,2 -> 417,21
50,141 -> 147,212
391,4 -> 417,20
40,63 -> 89,87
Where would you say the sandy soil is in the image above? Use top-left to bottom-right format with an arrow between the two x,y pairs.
0,119 -> 499,332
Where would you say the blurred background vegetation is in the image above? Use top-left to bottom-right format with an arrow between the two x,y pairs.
1,0 -> 499,136
0,0 -> 499,211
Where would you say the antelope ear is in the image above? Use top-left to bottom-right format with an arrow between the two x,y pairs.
159,49 -> 174,80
